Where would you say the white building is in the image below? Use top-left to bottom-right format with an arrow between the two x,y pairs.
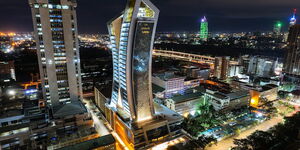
29,0 -> 85,117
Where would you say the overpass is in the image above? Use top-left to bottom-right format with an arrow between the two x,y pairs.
152,49 -> 238,65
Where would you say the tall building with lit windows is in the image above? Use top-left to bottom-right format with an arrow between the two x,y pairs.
29,0 -> 86,117
107,0 -> 183,149
200,16 -> 208,41
108,0 -> 159,125
283,25 -> 300,82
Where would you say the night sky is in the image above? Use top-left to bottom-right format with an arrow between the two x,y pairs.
0,0 -> 299,33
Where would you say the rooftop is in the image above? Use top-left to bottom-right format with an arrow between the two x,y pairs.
52,102 -> 87,118
226,90 -> 249,101
154,72 -> 185,81
152,83 -> 165,93
169,92 -> 203,103
58,134 -> 115,150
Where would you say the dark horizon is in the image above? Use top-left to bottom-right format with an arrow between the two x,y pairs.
0,0 -> 299,34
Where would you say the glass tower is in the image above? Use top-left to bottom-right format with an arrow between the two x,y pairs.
200,16 -> 208,41
29,0 -> 85,117
107,0 -> 159,123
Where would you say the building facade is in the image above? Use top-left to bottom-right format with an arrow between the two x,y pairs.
0,61 -> 16,82
214,56 -> 230,80
107,0 -> 183,149
29,0 -> 85,117
152,72 -> 186,98
284,25 -> 300,82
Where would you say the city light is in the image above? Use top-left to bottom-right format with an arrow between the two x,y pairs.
7,90 -> 16,96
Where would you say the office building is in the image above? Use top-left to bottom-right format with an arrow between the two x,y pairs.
0,61 -> 16,82
152,72 -> 186,98
214,56 -> 230,80
247,56 -> 277,78
29,0 -> 85,117
107,0 -> 183,149
200,16 -> 208,41
164,91 -> 203,117
283,25 -> 300,82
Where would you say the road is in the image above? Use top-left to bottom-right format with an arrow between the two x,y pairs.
205,116 -> 283,150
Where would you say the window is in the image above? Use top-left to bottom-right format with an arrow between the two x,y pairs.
62,5 -> 69,9
34,4 -> 39,8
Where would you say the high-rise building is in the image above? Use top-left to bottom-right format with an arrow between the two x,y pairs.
290,9 -> 297,27
273,21 -> 282,35
29,0 -> 85,117
214,56 -> 230,80
0,61 -> 16,82
108,0 -> 159,124
107,0 -> 183,149
283,25 -> 300,81
200,16 -> 208,41
247,56 -> 277,78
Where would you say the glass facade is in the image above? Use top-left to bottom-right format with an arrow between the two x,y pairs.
108,0 -> 158,123
132,21 -> 154,121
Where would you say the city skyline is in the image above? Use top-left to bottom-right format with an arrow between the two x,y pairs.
0,0 -> 300,150
0,0 -> 299,33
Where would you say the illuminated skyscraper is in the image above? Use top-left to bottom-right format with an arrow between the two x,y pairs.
273,21 -> 282,35
284,25 -> 300,81
290,9 -> 297,27
107,0 -> 183,149
29,0 -> 85,117
200,16 -> 208,41
108,0 -> 158,124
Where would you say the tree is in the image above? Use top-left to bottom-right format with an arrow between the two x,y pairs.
232,112 -> 300,150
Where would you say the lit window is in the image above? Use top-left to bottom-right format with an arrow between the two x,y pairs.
62,5 -> 69,9
48,4 -> 53,9
56,5 -> 62,9
42,4 -> 48,8
34,4 -> 39,8
35,14 -> 40,17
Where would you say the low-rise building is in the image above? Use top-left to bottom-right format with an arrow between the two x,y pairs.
152,72 -> 185,98
164,92 -> 204,117
205,89 -> 250,111
250,84 -> 278,108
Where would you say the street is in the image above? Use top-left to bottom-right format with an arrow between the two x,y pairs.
205,116 -> 283,150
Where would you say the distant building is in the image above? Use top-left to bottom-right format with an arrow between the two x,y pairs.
228,65 -> 242,77
214,56 -> 230,80
239,55 -> 250,74
182,66 -> 210,79
29,0 -> 85,118
0,61 -> 16,82
290,9 -> 297,27
283,25 -> 300,82
200,16 -> 208,41
247,56 -> 278,78
273,21 -> 282,35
